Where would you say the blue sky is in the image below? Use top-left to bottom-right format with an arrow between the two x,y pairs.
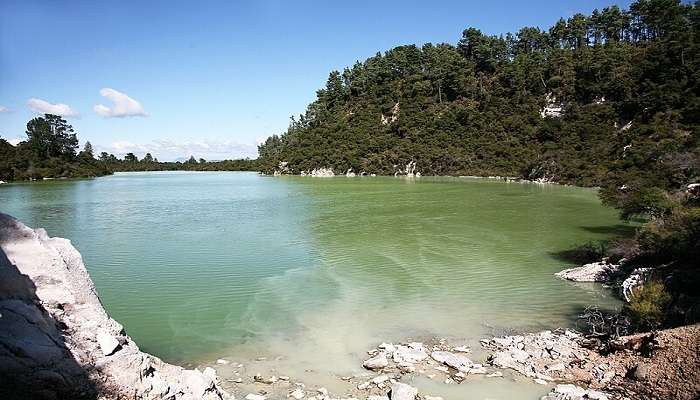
0,0 -> 631,160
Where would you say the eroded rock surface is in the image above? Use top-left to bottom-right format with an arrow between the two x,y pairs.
0,213 -> 230,400
555,259 -> 621,282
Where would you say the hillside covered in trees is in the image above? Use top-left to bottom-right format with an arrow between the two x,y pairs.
258,0 -> 700,329
258,0 -> 698,183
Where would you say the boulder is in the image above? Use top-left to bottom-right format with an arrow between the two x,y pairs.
392,345 -> 428,364
430,351 -> 472,370
622,268 -> 652,301
633,363 -> 651,381
363,352 -> 389,370
540,384 -> 609,400
555,260 -> 620,282
389,382 -> 417,400
96,329 -> 121,356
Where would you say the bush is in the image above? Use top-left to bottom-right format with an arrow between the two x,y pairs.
636,207 -> 700,264
625,281 -> 672,330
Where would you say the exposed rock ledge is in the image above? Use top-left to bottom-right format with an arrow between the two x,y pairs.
0,213 -> 230,400
555,259 -> 622,283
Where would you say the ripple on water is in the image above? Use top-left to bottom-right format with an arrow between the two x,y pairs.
0,173 -> 623,398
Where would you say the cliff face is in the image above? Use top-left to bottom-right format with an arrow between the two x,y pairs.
0,213 -> 230,400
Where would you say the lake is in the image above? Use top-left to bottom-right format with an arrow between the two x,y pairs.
0,172 -> 624,398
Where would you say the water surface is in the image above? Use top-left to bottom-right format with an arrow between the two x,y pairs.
0,172 -> 624,398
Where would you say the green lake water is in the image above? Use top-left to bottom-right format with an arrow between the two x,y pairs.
0,172 -> 626,398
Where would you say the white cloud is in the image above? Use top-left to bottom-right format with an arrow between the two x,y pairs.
0,106 -> 10,113
94,88 -> 147,118
8,138 -> 23,146
27,98 -> 79,117
95,138 -> 258,161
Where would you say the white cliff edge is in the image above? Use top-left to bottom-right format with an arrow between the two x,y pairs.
0,213 -> 230,400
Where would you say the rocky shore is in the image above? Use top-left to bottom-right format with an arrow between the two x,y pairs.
1,213 -> 697,400
0,213 -> 229,400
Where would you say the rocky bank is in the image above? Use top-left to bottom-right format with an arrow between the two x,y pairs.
0,213 -> 230,400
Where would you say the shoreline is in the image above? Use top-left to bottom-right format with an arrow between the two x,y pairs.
2,214 -> 695,400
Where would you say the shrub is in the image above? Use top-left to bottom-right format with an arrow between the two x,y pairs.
636,207 -> 700,264
625,281 -> 672,330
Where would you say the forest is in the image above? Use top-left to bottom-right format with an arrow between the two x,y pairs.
0,114 -> 257,182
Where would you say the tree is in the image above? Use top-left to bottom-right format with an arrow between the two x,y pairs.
143,153 -> 154,163
186,155 -> 197,164
25,114 -> 78,159
124,153 -> 138,163
81,141 -> 94,159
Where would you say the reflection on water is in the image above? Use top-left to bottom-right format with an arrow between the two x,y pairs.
0,172 -> 624,399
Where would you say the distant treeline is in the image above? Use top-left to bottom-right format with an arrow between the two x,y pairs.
0,114 -> 257,182
99,153 -> 259,173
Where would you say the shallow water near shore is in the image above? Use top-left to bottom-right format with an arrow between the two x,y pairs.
0,171 -> 625,398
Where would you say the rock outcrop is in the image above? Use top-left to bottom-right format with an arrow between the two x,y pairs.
555,259 -> 622,282
540,384 -> 609,400
483,325 -> 700,400
308,168 -> 335,177
0,213 -> 230,400
621,268 -> 651,302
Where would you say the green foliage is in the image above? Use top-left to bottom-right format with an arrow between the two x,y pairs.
26,114 -> 78,160
636,206 -> 700,264
625,280 -> 672,329
0,114 -> 110,181
257,0 -> 699,192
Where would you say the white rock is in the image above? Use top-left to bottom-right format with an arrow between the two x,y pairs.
466,365 -> 487,374
289,388 -> 305,399
96,329 -> 120,356
203,366 -> 217,380
424,396 -> 443,400
452,345 -> 470,353
363,352 -> 389,370
534,378 -> 548,385
389,382 -> 417,400
378,342 -> 396,352
254,375 -> 278,384
555,260 -> 619,282
393,345 -> 428,364
216,358 -> 229,365
371,374 -> 390,385
430,351 -> 472,369
541,384 -> 610,400
367,396 -> 389,400
182,369 -> 215,399
246,394 -> 266,400
311,168 -> 335,177
622,268 -> 652,302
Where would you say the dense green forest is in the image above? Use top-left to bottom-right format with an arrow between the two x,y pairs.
257,0 -> 699,328
0,114 -> 257,182
97,152 -> 258,173
0,114 -> 112,181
